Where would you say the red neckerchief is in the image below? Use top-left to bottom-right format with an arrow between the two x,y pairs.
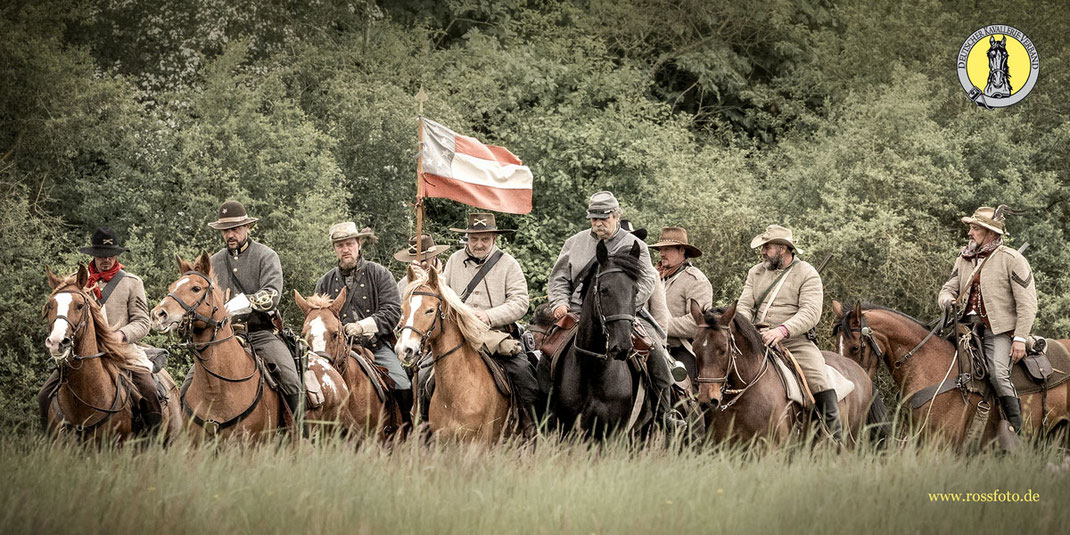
961,238 -> 1001,260
657,260 -> 686,280
86,260 -> 124,299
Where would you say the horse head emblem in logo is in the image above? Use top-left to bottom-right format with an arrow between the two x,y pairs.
984,36 -> 1011,98
957,25 -> 1038,109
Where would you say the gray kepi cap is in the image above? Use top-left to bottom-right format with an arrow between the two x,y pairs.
586,191 -> 620,220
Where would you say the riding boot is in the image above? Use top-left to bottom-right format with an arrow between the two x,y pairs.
999,395 -> 1024,434
395,388 -> 414,427
418,369 -> 435,422
38,370 -> 61,432
130,367 -> 164,434
813,389 -> 844,442
655,385 -> 685,431
282,392 -> 305,436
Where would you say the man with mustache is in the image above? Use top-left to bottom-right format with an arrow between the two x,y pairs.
938,206 -> 1036,434
649,227 -> 713,381
394,234 -> 450,293
736,224 -> 842,440
314,222 -> 412,422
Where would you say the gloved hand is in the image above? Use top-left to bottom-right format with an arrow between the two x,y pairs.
344,317 -> 378,338
250,289 -> 278,312
937,295 -> 954,311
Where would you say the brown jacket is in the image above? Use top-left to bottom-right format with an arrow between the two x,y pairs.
442,246 -> 530,328
736,259 -> 822,337
663,264 -> 714,349
938,245 -> 1037,339
93,271 -> 151,344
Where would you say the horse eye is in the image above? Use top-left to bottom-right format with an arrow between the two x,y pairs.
192,286 -> 201,292
424,309 -> 434,315
76,303 -> 85,310
850,346 -> 859,353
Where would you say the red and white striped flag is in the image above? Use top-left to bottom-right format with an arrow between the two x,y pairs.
419,118 -> 533,214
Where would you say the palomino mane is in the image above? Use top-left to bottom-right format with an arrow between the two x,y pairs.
51,277 -> 136,365
402,270 -> 488,352
305,294 -> 335,310
702,307 -> 764,353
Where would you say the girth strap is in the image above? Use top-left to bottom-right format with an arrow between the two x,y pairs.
180,370 -> 266,436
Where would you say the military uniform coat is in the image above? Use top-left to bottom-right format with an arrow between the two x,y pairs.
315,258 -> 402,350
938,244 -> 1037,339
91,270 -> 153,370
210,239 -> 284,313
442,246 -> 530,329
548,227 -> 657,313
662,263 -> 714,351
646,276 -> 671,344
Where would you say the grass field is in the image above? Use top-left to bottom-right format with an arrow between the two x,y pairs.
1,430 -> 1067,534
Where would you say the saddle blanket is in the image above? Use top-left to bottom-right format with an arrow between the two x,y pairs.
775,359 -> 855,406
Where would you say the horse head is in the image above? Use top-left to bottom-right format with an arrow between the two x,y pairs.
295,288 -> 347,364
43,265 -> 92,360
580,240 -> 641,361
832,299 -> 881,379
691,301 -> 738,409
395,265 -> 446,367
151,253 -> 225,335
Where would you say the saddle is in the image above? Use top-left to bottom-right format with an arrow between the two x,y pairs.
346,346 -> 397,404
769,353 -> 855,408
1011,337 -> 1070,394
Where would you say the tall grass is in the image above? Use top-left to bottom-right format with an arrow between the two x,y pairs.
1,431 -> 1067,534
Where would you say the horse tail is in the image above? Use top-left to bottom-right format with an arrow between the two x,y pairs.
866,392 -> 891,448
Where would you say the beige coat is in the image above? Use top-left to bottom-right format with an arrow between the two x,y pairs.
938,245 -> 1037,339
646,277 -> 671,344
663,264 -> 714,350
90,271 -> 153,370
442,246 -> 530,328
736,259 -> 822,337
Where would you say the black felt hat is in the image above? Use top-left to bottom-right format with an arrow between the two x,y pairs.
79,227 -> 129,257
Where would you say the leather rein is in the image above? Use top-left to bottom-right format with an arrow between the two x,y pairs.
694,321 -> 773,411
397,289 -> 465,366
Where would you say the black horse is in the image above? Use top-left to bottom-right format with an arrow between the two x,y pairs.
551,240 -> 648,437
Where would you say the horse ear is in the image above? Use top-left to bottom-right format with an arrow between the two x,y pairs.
596,239 -> 608,264
990,36 -> 995,44
46,266 -> 63,289
832,299 -> 844,318
75,264 -> 89,289
719,301 -> 737,327
405,264 -> 416,284
330,287 -> 347,316
294,290 -> 311,316
427,264 -> 440,287
690,299 -> 704,323
176,254 -> 194,274
195,252 -> 212,276
850,301 -> 863,326
629,241 -> 641,258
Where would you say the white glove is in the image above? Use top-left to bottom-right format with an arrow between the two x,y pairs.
938,295 -> 954,310
344,318 -> 378,338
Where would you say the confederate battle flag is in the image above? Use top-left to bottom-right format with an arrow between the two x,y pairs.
419,118 -> 533,214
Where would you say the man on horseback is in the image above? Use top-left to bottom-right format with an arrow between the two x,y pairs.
736,224 -> 843,440
206,201 -> 303,421
315,222 -> 413,421
546,191 -> 681,428
649,226 -> 714,381
38,227 -> 164,433
394,234 -> 450,293
440,213 -> 539,434
938,205 -> 1037,434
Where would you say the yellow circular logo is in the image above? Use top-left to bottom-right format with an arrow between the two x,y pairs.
957,25 -> 1039,108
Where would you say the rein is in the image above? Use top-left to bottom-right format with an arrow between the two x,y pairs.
695,323 -> 773,410
398,290 -> 465,366
574,265 -> 635,360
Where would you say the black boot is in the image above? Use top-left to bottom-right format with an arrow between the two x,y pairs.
130,368 -> 164,435
813,389 -> 843,442
999,395 -> 1024,434
395,388 -> 414,427
655,386 -> 685,431
283,392 -> 305,436
38,370 -> 61,432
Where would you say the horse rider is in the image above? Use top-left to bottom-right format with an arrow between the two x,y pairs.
937,206 -> 1036,434
314,222 -> 413,421
437,213 -> 540,433
394,234 -> 450,293
649,226 -> 714,381
202,200 -> 303,421
38,227 -> 164,433
736,224 -> 843,440
546,191 -> 682,428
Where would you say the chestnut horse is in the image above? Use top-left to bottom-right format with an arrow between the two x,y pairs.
42,266 -> 181,441
294,288 -> 401,438
394,266 -> 510,443
834,300 -> 1070,449
692,302 -> 881,446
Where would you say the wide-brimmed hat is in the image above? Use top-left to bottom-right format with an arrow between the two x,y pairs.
619,220 -> 648,241
961,206 -> 1006,235
207,200 -> 259,230
449,213 -> 515,234
394,234 -> 450,262
79,227 -> 129,257
586,191 -> 620,220
750,224 -> 799,251
329,222 -> 378,243
650,227 -> 702,258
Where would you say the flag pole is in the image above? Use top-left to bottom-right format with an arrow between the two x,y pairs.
415,87 -> 428,260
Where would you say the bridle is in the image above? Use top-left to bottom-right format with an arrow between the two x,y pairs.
162,271 -> 231,349
46,289 -> 102,364
694,320 -> 772,411
573,266 -> 635,360
840,308 -> 944,371
397,289 -> 464,366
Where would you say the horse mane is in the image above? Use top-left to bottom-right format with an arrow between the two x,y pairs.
403,270 -> 488,352
702,307 -> 764,353
51,277 -> 136,365
305,294 -> 335,309
835,302 -> 932,336
603,249 -> 646,281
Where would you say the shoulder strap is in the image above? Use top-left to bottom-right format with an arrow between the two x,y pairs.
99,270 -> 126,305
461,249 -> 505,302
953,254 -> 993,308
753,259 -> 798,316
223,252 -> 250,295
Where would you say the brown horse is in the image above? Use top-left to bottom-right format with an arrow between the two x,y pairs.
151,253 -> 352,441
42,266 -> 181,442
294,288 -> 401,438
692,302 -> 881,446
833,300 -> 1070,449
394,266 -> 510,443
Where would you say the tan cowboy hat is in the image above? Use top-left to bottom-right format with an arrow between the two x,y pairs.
328,222 -> 378,243
207,200 -> 259,230
961,206 -> 1006,235
650,227 -> 702,258
394,234 -> 450,262
750,224 -> 799,251
449,213 -> 515,234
